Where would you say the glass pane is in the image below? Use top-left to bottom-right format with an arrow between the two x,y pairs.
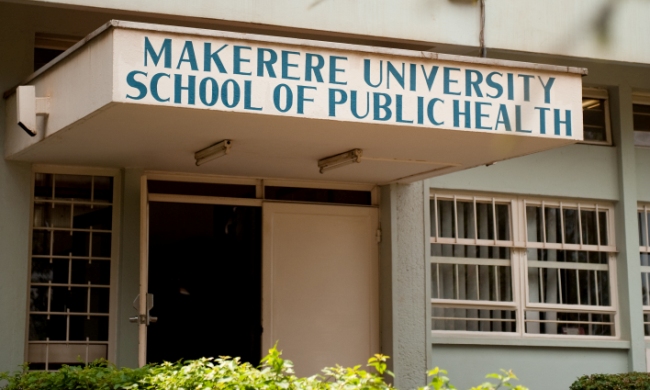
69,316 -> 109,341
582,98 -> 607,142
34,173 -> 53,199
31,258 -> 68,284
642,273 -> 650,306
33,203 -> 71,228
599,211 -> 608,246
642,253 -> 650,267
633,104 -> 650,132
526,206 -> 543,242
32,230 -> 51,255
644,313 -> 650,337
431,245 -> 512,302
90,288 -> 110,313
476,202 -> 494,240
437,200 -> 455,238
29,315 -> 66,341
30,287 -> 49,311
50,287 -> 87,313
525,311 -> 612,336
563,208 -> 579,244
52,231 -> 90,257
71,260 -> 110,285
91,233 -> 112,257
54,174 -> 92,201
73,205 -> 112,230
640,211 -> 648,247
581,210 -> 598,245
456,201 -> 475,239
432,307 -> 516,333
93,176 -> 114,202
496,204 -> 510,241
545,207 -> 562,243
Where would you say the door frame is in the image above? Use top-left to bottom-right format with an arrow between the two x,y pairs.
137,171 -> 378,366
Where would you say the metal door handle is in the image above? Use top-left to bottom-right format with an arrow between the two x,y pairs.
149,316 -> 158,323
130,294 -> 157,325
129,316 -> 139,323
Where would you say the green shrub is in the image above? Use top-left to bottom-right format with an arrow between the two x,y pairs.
1,345 -> 526,390
570,372 -> 650,390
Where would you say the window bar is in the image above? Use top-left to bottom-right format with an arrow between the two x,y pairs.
475,264 -> 480,300
68,254 -> 72,289
66,308 -> 70,344
494,265 -> 500,301
492,199 -> 497,244
52,174 -> 56,200
558,268 -> 564,304
576,270 -> 581,305
47,281 -> 52,320
45,339 -> 49,371
473,197 -> 478,245
436,263 -> 440,299
523,200 -> 529,244
89,229 -> 93,265
453,196 -> 459,242
596,204 -> 601,250
587,270 -> 592,306
69,202 -> 74,229
578,204 -> 583,249
86,282 -> 91,319
594,270 -> 600,306
455,264 -> 460,299
537,268 -> 546,303
560,202 -> 566,245
85,337 -> 90,365
434,194 -> 439,239
90,176 -> 95,204
645,272 -> 650,305
542,201 -> 547,245
643,205 -> 650,251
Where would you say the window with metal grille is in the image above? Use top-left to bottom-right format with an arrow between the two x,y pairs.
633,98 -> 650,147
638,205 -> 650,336
430,191 -> 618,338
28,172 -> 116,370
581,88 -> 612,146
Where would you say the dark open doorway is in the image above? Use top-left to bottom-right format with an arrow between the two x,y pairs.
147,202 -> 262,364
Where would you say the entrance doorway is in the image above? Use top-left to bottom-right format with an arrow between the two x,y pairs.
146,202 -> 262,364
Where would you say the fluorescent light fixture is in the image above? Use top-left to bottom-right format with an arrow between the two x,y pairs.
582,99 -> 601,110
195,139 -> 232,166
318,148 -> 363,174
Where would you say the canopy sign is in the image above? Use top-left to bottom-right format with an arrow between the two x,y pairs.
115,29 -> 583,140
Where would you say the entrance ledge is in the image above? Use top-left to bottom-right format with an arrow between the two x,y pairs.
4,20 -> 586,184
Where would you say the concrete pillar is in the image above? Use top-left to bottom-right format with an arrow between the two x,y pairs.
115,168 -> 143,368
379,182 -> 430,388
610,84 -> 646,371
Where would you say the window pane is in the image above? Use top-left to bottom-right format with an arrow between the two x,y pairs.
599,211 -> 608,246
34,173 -> 53,199
581,210 -> 599,245
33,203 -> 71,228
582,98 -> 607,142
526,206 -> 543,242
527,249 -> 610,306
644,313 -> 650,337
93,176 -> 114,202
31,258 -> 68,284
432,307 -> 516,333
496,204 -> 510,241
633,104 -> 650,132
437,200 -> 455,238
545,207 -> 562,243
73,204 -> 112,230
476,202 -> 494,240
431,245 -> 511,302
525,311 -> 612,336
54,175 -> 92,201
456,201 -> 475,239
640,211 -> 648,247
563,208 -> 579,244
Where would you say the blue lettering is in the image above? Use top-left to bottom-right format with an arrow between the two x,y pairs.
395,95 -> 412,123
273,84 -> 293,113
203,43 -> 228,73
177,41 -> 198,70
453,100 -> 470,128
126,71 -> 147,100
305,53 -> 325,83
244,80 -> 262,111
486,72 -> 503,99
387,62 -> 405,89
199,77 -> 218,106
515,105 -> 532,133
535,107 -> 550,134
409,64 -> 417,91
554,109 -> 572,136
257,48 -> 277,78
351,91 -> 370,119
444,67 -> 461,96
421,65 -> 439,91
475,102 -> 491,130
466,70 -> 484,97
144,37 -> 171,68
233,46 -> 252,76
373,93 -> 392,121
329,56 -> 347,85
507,73 -> 514,100
539,77 -> 555,104
174,74 -> 196,105
364,59 -> 383,88
427,98 -> 444,126
150,73 -> 170,102
495,105 -> 512,131
518,74 -> 534,102
328,88 -> 347,117
297,85 -> 316,114
221,79 -> 241,108
281,50 -> 300,81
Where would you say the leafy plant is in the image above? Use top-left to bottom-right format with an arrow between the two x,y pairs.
1,345 -> 526,390
570,372 -> 650,390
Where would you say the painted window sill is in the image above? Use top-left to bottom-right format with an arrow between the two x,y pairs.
431,334 -> 631,349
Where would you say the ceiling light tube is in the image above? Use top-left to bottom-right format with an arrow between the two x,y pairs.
195,139 -> 232,166
318,148 -> 363,174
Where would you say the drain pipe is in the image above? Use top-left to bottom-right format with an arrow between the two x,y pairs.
478,0 -> 487,57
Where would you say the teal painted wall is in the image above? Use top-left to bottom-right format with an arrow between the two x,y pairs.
432,345 -> 629,389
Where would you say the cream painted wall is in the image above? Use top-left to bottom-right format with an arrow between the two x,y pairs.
6,0 -> 650,63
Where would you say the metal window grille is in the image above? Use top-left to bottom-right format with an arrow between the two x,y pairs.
638,205 -> 650,336
430,191 -> 618,338
28,173 -> 115,370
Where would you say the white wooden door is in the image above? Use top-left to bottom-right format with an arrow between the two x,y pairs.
262,202 -> 379,377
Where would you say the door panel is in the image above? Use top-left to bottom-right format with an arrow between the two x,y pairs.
262,202 -> 379,376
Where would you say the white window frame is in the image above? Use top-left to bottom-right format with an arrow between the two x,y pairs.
581,87 -> 612,146
26,165 -> 121,369
430,189 -> 619,341
638,203 -> 650,337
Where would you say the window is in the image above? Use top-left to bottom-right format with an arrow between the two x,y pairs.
430,192 -> 618,338
28,171 -> 118,370
633,96 -> 650,147
638,205 -> 650,336
581,88 -> 611,146
33,33 -> 78,72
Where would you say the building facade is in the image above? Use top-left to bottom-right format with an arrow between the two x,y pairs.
0,1 -> 649,389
